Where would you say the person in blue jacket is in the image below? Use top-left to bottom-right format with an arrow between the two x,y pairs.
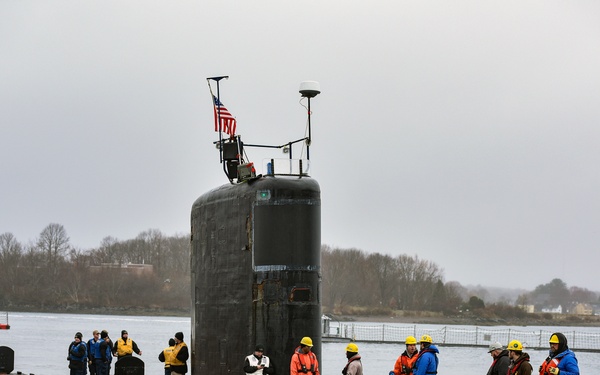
87,330 -> 100,375
539,332 -> 579,375
412,335 -> 439,375
68,332 -> 88,375
95,330 -> 113,375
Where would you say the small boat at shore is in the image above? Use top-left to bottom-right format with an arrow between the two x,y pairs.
0,312 -> 10,329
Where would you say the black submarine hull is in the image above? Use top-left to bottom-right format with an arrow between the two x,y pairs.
190,176 -> 321,375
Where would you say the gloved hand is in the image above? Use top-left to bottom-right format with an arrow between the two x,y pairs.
389,371 -> 395,375
548,368 -> 560,375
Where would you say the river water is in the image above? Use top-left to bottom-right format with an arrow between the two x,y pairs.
1,312 -> 598,374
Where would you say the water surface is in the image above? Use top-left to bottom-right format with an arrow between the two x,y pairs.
1,313 -> 596,374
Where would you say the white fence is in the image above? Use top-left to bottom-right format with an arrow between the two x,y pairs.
325,322 -> 600,352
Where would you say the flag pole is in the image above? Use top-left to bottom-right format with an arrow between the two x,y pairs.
307,96 -> 312,161
207,76 -> 229,165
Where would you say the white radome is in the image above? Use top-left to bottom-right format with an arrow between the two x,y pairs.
299,81 -> 321,98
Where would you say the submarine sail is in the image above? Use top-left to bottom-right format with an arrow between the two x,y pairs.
191,78 -> 322,375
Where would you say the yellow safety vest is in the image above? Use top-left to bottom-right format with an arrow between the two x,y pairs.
171,342 -> 188,366
116,337 -> 133,357
163,346 -> 175,368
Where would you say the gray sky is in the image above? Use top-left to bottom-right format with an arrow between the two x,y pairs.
2,1 -> 599,292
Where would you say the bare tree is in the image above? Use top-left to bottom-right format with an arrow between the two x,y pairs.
64,248 -> 93,304
321,245 -> 344,309
0,232 -> 23,299
36,223 -> 71,277
444,281 -> 466,312
164,234 -> 191,276
96,236 -> 124,265
19,243 -> 48,304
396,254 -> 444,310
569,286 -> 597,304
136,229 -> 166,269
365,253 -> 397,307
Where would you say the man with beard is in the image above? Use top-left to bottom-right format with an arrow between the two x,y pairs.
342,343 -> 362,375
486,342 -> 509,375
539,332 -> 580,375
507,340 -> 532,375
392,336 -> 419,375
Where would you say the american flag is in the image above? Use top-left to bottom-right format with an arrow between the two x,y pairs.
213,95 -> 237,137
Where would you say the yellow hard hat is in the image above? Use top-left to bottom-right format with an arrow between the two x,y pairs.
420,335 -> 433,343
346,343 -> 359,353
549,334 -> 560,344
405,336 -> 417,345
507,340 -> 523,351
300,337 -> 313,346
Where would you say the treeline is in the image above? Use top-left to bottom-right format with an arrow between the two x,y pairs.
1,224 -> 598,316
321,245 -> 463,315
0,224 -> 190,312
321,246 -> 600,317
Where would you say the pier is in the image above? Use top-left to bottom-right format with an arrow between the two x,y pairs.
324,321 -> 600,352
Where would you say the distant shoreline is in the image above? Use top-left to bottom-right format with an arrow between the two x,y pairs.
330,314 -> 600,327
2,306 -> 190,317
5,307 -> 600,327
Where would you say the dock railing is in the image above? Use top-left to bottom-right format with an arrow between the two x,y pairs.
324,322 -> 600,352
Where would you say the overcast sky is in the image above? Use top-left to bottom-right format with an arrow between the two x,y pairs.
2,1 -> 599,292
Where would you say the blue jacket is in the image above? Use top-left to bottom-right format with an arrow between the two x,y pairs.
93,338 -> 103,359
547,349 -> 579,375
69,341 -> 87,363
413,345 -> 439,375
94,338 -> 113,363
88,338 -> 100,360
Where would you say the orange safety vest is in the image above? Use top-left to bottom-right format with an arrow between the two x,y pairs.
509,356 -> 531,375
539,357 -> 560,375
291,350 -> 319,375
394,352 -> 419,375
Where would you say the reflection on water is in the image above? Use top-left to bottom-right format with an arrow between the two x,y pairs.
1,313 -> 597,374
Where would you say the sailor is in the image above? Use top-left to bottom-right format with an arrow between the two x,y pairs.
113,329 -> 142,359
159,338 -> 176,375
87,330 -> 100,375
96,330 -> 113,375
68,331 -> 88,375
170,331 -> 189,375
